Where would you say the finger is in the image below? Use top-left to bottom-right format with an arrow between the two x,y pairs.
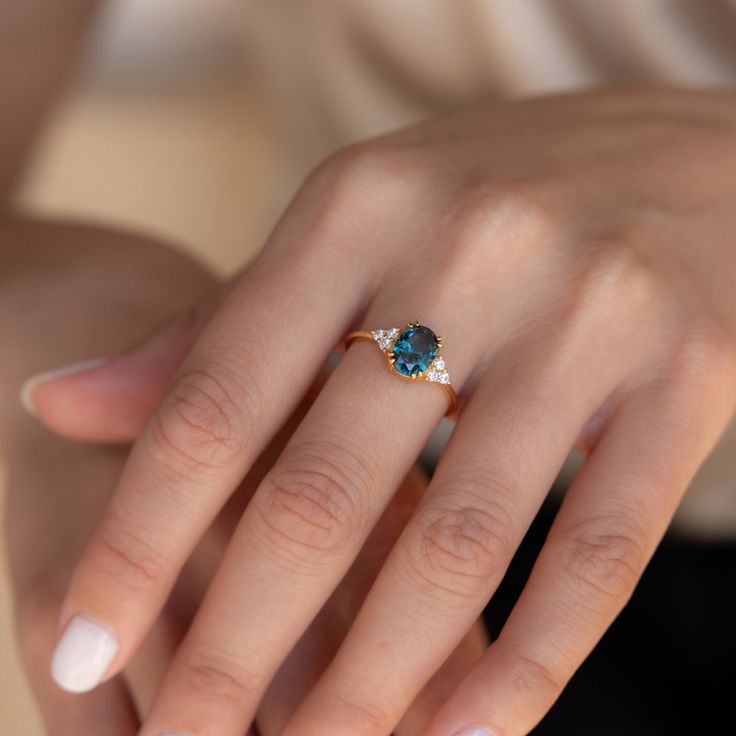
255,465 -> 486,736
426,354 -> 735,736
124,604 -> 187,716
256,465 -> 432,734
16,591 -> 138,736
23,307 -> 206,442
126,373 -> 326,717
279,332 -> 620,736
139,323 -> 463,736
52,227 -> 374,693
394,622 -> 488,736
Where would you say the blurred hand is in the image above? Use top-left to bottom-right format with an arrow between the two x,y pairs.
26,88 -> 736,736
2,218 -> 485,735
0,216 -> 212,733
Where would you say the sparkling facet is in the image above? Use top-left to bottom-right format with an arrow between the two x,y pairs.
427,369 -> 439,382
372,329 -> 385,340
434,357 -> 445,370
387,327 -> 400,339
391,325 -> 439,377
439,372 -> 450,384
378,338 -> 392,350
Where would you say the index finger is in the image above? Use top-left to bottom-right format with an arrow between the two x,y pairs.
49,217 -> 374,693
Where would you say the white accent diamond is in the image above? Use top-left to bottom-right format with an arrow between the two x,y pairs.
387,327 -> 400,339
439,372 -> 451,384
434,357 -> 445,371
378,338 -> 391,350
426,369 -> 439,382
372,329 -> 385,340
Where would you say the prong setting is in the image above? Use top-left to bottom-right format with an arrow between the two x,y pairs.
347,323 -> 457,415
371,322 -> 451,386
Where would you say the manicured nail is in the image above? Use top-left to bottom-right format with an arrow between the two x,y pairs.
50,614 -> 119,693
20,357 -> 107,415
452,727 -> 496,736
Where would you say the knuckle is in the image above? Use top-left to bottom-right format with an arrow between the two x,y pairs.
304,143 -> 378,206
406,486 -> 515,601
315,142 -> 374,180
264,144 -> 401,264
505,650 -> 564,701
324,690 -> 392,733
669,324 -> 736,396
558,235 -> 661,346
151,364 -> 252,472
486,179 -> 555,232
578,236 -> 660,314
91,519 -> 167,592
254,440 -> 374,557
452,180 -> 552,252
316,141 -> 401,190
437,180 -> 555,291
559,518 -> 645,603
180,647 -> 256,704
296,142 -> 411,240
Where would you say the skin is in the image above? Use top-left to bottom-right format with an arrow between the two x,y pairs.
25,87 -> 736,736
1,219 -> 486,734
0,218 -> 213,734
0,0 -> 98,204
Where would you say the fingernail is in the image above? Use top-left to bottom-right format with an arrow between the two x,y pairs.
20,357 -> 107,415
452,727 -> 496,736
50,614 -> 119,693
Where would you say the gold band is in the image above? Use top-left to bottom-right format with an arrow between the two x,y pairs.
345,327 -> 458,416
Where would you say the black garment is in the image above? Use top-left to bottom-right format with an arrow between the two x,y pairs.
482,499 -> 736,736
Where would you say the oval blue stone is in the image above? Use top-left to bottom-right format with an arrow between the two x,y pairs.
391,325 -> 439,377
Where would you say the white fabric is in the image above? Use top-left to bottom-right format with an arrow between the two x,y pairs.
237,0 -> 736,157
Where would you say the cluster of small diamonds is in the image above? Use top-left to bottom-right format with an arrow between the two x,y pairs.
426,357 -> 451,385
372,327 -> 400,350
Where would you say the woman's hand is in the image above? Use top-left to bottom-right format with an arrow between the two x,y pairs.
29,88 -> 736,736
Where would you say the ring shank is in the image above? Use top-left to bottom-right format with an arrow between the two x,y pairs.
345,331 -> 458,416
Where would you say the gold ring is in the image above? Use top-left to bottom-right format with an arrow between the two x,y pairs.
345,322 -> 458,416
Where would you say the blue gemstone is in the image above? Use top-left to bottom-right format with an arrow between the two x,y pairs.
391,325 -> 439,377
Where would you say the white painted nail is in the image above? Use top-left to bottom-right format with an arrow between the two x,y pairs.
50,614 -> 119,693
452,727 -> 496,736
20,357 -> 107,415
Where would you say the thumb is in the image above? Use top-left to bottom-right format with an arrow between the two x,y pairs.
21,308 -> 207,443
